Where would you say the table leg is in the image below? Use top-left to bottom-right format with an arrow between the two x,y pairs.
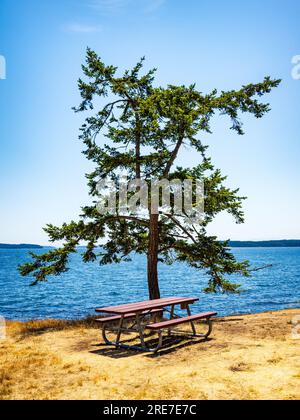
135,313 -> 146,349
187,305 -> 197,336
168,304 -> 175,336
115,315 -> 125,346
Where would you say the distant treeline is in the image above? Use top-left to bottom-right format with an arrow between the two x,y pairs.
229,240 -> 300,248
0,244 -> 43,249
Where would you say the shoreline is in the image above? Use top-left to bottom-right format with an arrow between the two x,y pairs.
1,308 -> 299,400
3,305 -> 300,323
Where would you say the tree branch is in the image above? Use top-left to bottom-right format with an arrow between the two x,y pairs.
164,213 -> 196,244
163,135 -> 184,177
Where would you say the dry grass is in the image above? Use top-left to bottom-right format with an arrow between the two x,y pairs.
0,309 -> 299,400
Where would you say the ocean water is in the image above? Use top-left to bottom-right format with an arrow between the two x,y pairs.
0,247 -> 299,321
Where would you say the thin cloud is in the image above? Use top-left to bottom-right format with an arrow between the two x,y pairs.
63,23 -> 102,33
144,0 -> 165,13
89,0 -> 130,13
89,0 -> 165,14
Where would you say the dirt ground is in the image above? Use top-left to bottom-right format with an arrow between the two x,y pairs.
0,309 -> 299,400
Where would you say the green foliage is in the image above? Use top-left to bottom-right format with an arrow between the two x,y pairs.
19,49 -> 280,293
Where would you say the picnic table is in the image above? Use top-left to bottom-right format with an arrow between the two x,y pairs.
95,297 -> 217,353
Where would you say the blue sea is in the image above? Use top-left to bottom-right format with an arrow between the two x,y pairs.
0,247 -> 299,321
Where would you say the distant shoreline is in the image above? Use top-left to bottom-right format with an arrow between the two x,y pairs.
228,240 -> 300,248
0,244 -> 43,249
1,240 -> 300,249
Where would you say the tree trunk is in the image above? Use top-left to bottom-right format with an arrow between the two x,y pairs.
147,213 -> 160,300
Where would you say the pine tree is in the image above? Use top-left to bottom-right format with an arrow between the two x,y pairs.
19,49 -> 280,297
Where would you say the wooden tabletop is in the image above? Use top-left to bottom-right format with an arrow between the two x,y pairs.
96,296 -> 199,315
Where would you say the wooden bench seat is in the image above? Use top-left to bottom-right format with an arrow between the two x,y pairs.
146,312 -> 217,330
95,308 -> 162,324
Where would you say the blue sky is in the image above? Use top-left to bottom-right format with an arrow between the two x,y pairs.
0,0 -> 300,244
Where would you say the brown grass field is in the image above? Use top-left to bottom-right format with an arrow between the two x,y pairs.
0,309 -> 299,400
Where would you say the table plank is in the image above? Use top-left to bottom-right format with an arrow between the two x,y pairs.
96,296 -> 199,315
